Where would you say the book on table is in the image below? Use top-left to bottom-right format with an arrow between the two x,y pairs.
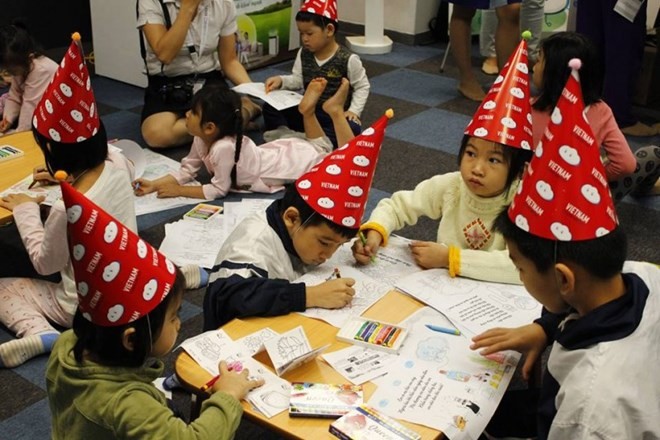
289,382 -> 363,418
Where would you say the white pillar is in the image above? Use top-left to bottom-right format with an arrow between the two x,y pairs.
346,0 -> 393,54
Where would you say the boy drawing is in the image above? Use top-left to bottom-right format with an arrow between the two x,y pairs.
470,60 -> 660,439
262,0 -> 370,148
202,110 -> 393,330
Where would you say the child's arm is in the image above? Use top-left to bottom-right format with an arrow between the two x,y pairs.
590,103 -> 636,180
0,75 -> 21,132
361,173 -> 452,246
15,59 -> 57,132
470,322 -> 548,381
453,248 -> 522,285
277,49 -> 303,91
346,54 -> 370,119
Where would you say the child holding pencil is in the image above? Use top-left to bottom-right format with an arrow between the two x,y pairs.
353,38 -> 534,285
47,178 -> 263,439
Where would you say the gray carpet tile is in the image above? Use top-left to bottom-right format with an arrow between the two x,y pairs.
369,68 -> 458,107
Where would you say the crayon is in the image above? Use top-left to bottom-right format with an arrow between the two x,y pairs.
367,324 -> 383,343
425,324 -> 461,336
356,321 -> 376,341
4,146 -> 19,154
383,327 -> 402,347
373,325 -> 392,345
358,231 -> 376,263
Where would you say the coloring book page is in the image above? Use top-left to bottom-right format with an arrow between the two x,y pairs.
0,174 -> 61,207
158,214 -> 228,269
322,346 -> 395,385
232,82 -> 303,110
263,326 -> 328,376
369,307 -> 520,440
395,269 -> 541,337
297,265 -> 391,328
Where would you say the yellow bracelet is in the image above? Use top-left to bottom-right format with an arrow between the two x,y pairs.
448,246 -> 460,278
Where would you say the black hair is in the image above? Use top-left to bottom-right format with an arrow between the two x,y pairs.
32,121 -> 108,177
457,135 -> 533,191
493,209 -> 627,279
279,184 -> 358,239
295,10 -> 339,33
72,268 -> 185,367
0,22 -> 44,77
533,32 -> 602,112
190,85 -> 243,187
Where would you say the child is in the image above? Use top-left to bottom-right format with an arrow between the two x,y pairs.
0,34 -> 136,368
0,70 -> 10,117
203,109 -> 393,329
47,179 -> 264,439
471,60 -> 660,439
133,78 -> 355,200
262,0 -> 370,148
531,31 -> 659,201
0,23 -> 57,134
353,38 -> 535,285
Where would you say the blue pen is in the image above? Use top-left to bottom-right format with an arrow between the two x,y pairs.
425,324 -> 461,336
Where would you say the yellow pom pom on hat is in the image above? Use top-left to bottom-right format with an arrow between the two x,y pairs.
32,32 -> 99,144
507,58 -> 618,241
464,32 -> 534,151
295,109 -> 393,229
58,179 -> 176,326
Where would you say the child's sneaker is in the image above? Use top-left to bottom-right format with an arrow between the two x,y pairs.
180,264 -> 209,290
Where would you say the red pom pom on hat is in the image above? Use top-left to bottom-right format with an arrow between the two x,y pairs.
300,0 -> 338,21
464,37 -> 534,151
506,58 -> 618,241
32,33 -> 100,144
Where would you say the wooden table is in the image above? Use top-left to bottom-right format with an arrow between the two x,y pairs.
175,290 -> 443,439
0,130 -> 44,224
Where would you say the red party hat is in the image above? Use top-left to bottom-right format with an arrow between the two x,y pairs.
464,34 -> 533,151
33,33 -> 100,143
507,59 -> 618,241
300,0 -> 338,21
295,109 -> 393,229
59,177 -> 176,326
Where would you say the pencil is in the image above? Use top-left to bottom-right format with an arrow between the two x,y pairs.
200,374 -> 220,392
358,231 -> 376,263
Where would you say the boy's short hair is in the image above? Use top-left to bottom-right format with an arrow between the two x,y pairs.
457,135 -> 533,190
72,268 -> 185,367
32,121 -> 108,176
295,10 -> 339,33
493,208 -> 627,279
279,184 -> 357,239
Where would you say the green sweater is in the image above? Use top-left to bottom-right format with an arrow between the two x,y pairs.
47,330 -> 243,440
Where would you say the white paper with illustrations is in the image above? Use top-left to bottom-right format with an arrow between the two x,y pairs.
395,269 -> 542,337
179,329 -> 290,418
322,346 -> 396,385
321,235 -> 423,290
369,307 -> 520,439
159,214 -> 228,269
297,265 -> 391,328
232,82 -> 303,111
235,327 -> 279,356
263,325 -> 329,376
134,149 -> 207,216
0,174 -> 61,206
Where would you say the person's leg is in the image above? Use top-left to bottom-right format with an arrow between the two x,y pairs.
480,9 -> 499,74
299,78 -> 329,140
241,96 -> 262,131
494,3 -> 521,69
141,112 -> 192,149
520,0 -> 544,63
450,5 -> 485,101
0,278 -> 67,368
321,78 -> 356,148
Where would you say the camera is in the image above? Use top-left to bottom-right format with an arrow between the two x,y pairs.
159,78 -> 194,107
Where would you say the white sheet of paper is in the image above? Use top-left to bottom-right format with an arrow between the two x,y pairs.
263,325 -> 328,376
0,175 -> 61,207
395,269 -> 541,337
179,329 -> 238,376
322,346 -> 395,385
134,149 -> 208,216
232,82 -> 303,110
235,328 -> 279,356
297,265 -> 391,328
614,0 -> 645,22
368,307 -> 520,440
159,215 -> 228,269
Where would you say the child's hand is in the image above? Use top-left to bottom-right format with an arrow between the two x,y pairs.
306,278 -> 356,309
0,118 -> 11,133
32,166 -> 58,185
212,361 -> 264,401
265,76 -> 282,93
132,178 -> 157,196
470,324 -> 547,381
409,241 -> 448,269
0,193 -> 46,211
344,111 -> 361,125
352,230 -> 382,265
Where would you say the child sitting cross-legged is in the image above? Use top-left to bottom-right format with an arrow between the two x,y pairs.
202,109 -> 393,330
353,38 -> 535,284
471,59 -> 660,439
47,178 -> 264,439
